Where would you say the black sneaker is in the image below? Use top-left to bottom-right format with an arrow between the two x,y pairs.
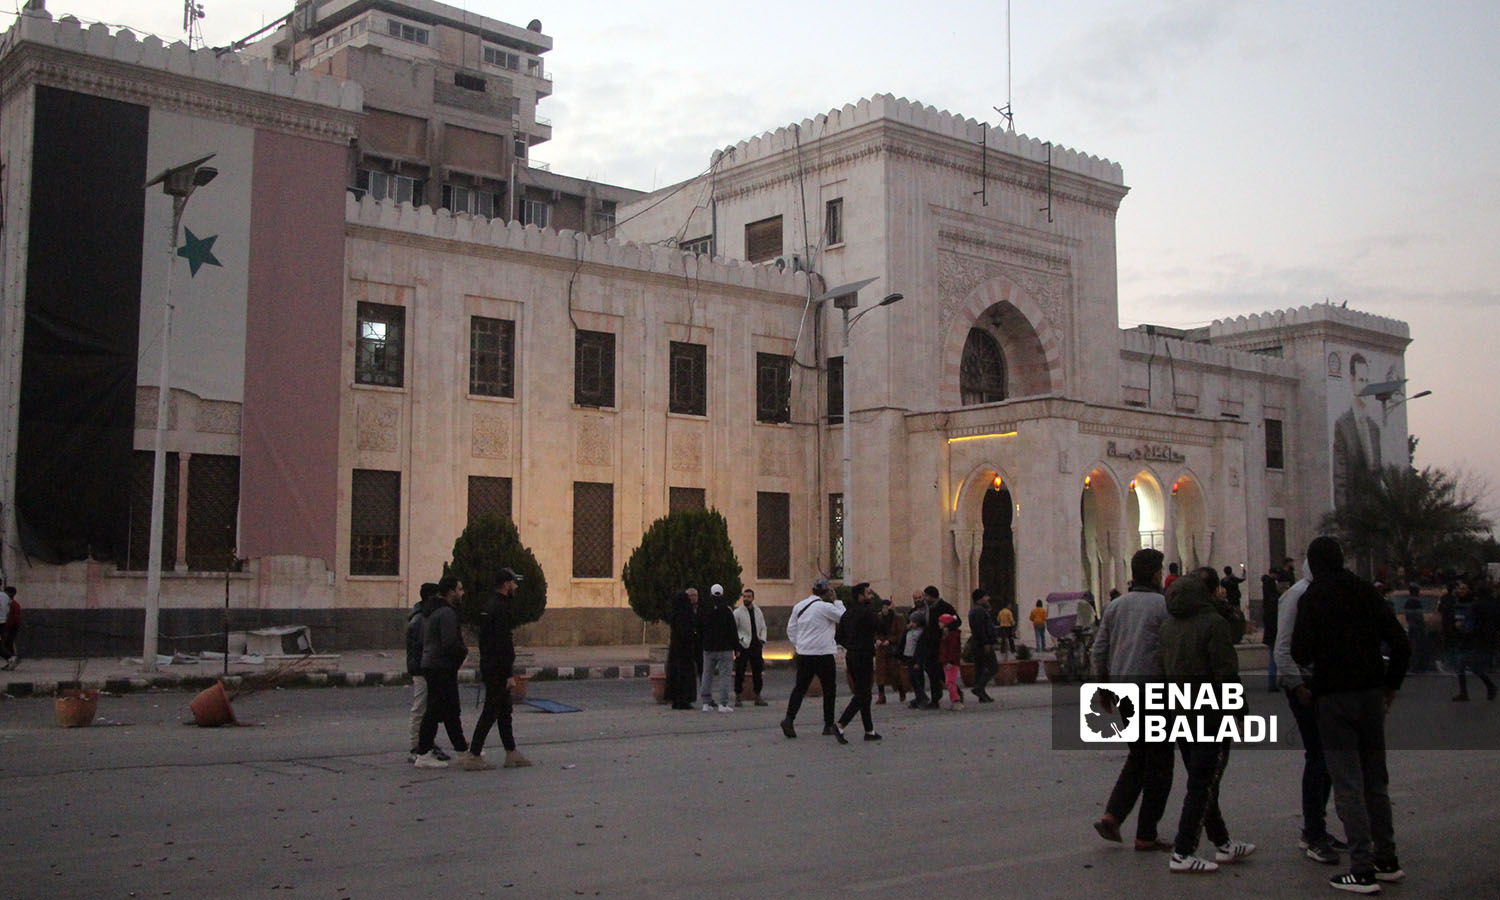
1300,835 -> 1349,853
822,724 -> 837,736
1373,859 -> 1404,883
832,724 -> 849,745
1329,871 -> 1380,894
1305,841 -> 1339,865
780,718 -> 796,739
863,732 -> 882,741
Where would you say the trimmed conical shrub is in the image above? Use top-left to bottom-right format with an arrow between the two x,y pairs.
622,508 -> 743,623
443,514 -> 547,627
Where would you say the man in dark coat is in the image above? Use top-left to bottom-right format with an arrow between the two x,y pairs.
1292,536 -> 1410,893
666,591 -> 699,709
406,582 -> 444,762
968,589 -> 999,702
461,568 -> 531,770
834,582 -> 881,742
919,586 -> 957,710
414,576 -> 469,768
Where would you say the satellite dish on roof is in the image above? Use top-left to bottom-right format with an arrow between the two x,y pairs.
527,19 -> 542,32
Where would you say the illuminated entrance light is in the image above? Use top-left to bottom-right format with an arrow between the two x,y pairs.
992,474 -> 1004,489
947,431 -> 1018,444
1083,474 -> 1092,490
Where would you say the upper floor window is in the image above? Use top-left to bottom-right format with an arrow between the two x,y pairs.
470,316 -> 515,398
669,341 -> 707,416
825,198 -> 843,245
484,46 -> 520,70
386,18 -> 429,45
522,199 -> 550,229
359,169 -> 424,207
745,216 -> 783,263
827,356 -> 844,425
592,203 -> 616,238
681,235 -> 711,256
960,327 -> 1006,405
756,352 -> 792,423
1265,418 -> 1285,470
443,183 -> 497,219
575,330 -> 615,407
356,302 -> 404,387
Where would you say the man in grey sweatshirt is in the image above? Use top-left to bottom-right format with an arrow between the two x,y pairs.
1091,548 -> 1175,851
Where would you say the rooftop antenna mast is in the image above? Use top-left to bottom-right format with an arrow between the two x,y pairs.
183,0 -> 207,49
997,0 -> 1014,132
976,2 -> 1015,207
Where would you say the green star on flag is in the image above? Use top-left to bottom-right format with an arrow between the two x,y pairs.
176,227 -> 222,276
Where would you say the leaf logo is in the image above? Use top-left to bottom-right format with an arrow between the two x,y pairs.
1078,683 -> 1140,742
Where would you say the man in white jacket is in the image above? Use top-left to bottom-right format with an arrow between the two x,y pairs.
780,576 -> 846,740
1274,561 -> 1348,865
733,588 -> 769,706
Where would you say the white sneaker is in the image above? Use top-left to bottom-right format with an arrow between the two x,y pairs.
702,703 -> 715,712
1215,840 -> 1255,863
717,704 -> 733,713
1170,853 -> 1219,873
412,751 -> 447,769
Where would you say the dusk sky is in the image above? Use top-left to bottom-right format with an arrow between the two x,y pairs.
9,0 -> 1497,520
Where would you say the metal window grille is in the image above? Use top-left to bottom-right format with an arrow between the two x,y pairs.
828,493 -> 844,579
356,302 -> 405,387
825,198 -> 843,244
960,327 -> 1007,405
669,341 -> 707,416
470,316 -> 516,397
1265,418 -> 1285,470
574,330 -> 615,407
680,235 -> 711,255
756,352 -> 791,423
350,469 -> 400,576
468,475 -> 513,525
827,356 -> 844,425
125,451 -> 178,570
745,215 -> 783,263
669,487 -> 705,514
757,491 -> 790,580
572,481 -> 614,578
186,454 -> 241,572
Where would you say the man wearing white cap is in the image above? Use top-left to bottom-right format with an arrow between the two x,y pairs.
699,584 -> 738,712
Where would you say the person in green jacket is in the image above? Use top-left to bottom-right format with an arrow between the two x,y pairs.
1158,568 -> 1255,874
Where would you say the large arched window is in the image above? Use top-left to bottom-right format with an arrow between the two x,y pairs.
960,327 -> 1007,405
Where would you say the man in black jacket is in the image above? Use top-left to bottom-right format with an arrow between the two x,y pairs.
968,589 -> 999,702
406,583 -> 444,763
461,569 -> 531,770
414,576 -> 469,769
834,582 -> 881,742
1292,536 -> 1410,894
919,586 -> 957,710
698,584 -> 739,712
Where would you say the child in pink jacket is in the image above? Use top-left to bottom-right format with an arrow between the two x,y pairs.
938,614 -> 964,709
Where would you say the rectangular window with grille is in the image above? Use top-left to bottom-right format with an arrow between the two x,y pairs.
125,450 -> 178,570
827,356 -> 844,425
1268,517 -> 1287,568
681,235 -> 711,256
1265,418 -> 1284,470
356,302 -> 404,387
745,215 -> 783,263
574,330 -> 615,407
468,475 -> 513,525
572,481 -> 614,578
669,341 -> 707,416
186,454 -> 241,572
828,492 -> 844,580
350,469 -> 400,576
825,198 -> 843,245
469,316 -> 516,398
757,491 -> 790,579
669,486 -> 705,514
756,352 -> 791,423
522,199 -> 550,228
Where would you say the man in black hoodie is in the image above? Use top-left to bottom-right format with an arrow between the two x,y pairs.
834,582 -> 881,742
1292,536 -> 1410,894
461,568 -> 531,770
919,586 -> 957,710
406,582 -> 444,763
414,576 -> 469,769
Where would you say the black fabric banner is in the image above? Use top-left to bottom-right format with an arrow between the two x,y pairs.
15,86 -> 150,564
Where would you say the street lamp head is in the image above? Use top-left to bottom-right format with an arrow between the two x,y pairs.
193,166 -> 218,187
145,152 -> 217,198
878,292 -> 904,307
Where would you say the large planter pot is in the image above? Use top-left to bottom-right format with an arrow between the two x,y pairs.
994,661 -> 1019,687
55,689 -> 99,728
189,681 -> 237,727
960,662 -> 976,687
1043,659 -> 1064,683
650,673 -> 668,704
509,673 -> 531,703
1016,659 -> 1040,684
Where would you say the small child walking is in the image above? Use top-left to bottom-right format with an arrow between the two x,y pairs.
938,614 -> 964,710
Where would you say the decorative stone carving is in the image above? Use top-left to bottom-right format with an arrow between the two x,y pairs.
195,400 -> 241,435
936,252 -> 1005,325
1058,449 -> 1072,474
357,401 -> 400,452
757,431 -> 790,477
471,414 -> 510,459
576,416 -> 611,467
670,432 -> 704,472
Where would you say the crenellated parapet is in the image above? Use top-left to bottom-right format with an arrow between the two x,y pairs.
1120,328 -> 1299,380
0,9 -> 362,113
1208,302 -> 1410,342
716,93 -> 1124,186
345,192 -> 810,298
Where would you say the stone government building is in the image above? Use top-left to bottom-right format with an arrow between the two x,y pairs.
0,1 -> 1412,652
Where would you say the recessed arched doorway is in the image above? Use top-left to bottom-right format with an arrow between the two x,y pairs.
1126,471 -> 1166,555
1172,472 -> 1209,569
979,481 -> 1016,610
1080,465 -> 1124,598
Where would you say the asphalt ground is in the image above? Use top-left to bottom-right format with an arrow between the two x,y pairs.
2,670 -> 1498,899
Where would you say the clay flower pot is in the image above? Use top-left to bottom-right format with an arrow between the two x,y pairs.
189,681 -> 237,727
1016,659 -> 1040,684
508,673 -> 531,703
650,673 -> 668,704
994,661 -> 1019,687
55,689 -> 99,728
1043,659 -> 1064,682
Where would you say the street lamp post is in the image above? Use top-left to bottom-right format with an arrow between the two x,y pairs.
818,280 -> 902,582
141,155 -> 218,672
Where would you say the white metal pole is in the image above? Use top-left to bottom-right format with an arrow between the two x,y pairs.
841,307 -> 852,583
143,198 -> 183,672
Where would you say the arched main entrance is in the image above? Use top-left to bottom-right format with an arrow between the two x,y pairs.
952,465 -> 1019,615
1126,471 -> 1165,555
979,481 -> 1015,611
1172,472 -> 1209,570
1080,465 -> 1124,598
